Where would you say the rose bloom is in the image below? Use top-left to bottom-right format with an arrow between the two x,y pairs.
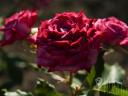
37,12 -> 99,72
0,10 -> 37,46
94,17 -> 128,46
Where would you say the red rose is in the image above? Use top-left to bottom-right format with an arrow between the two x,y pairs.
37,12 -> 99,72
94,17 -> 128,46
0,10 -> 37,46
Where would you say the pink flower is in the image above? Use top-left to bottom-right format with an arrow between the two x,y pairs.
0,10 -> 37,46
36,12 -> 99,72
94,17 -> 128,46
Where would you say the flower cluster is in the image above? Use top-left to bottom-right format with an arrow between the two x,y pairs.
0,10 -> 37,46
0,10 -> 128,72
94,17 -> 128,46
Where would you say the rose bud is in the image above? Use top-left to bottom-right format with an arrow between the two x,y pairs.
36,12 -> 99,72
0,10 -> 37,46
94,17 -> 128,46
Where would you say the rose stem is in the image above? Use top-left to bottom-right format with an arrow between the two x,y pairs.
69,72 -> 73,85
68,72 -> 75,96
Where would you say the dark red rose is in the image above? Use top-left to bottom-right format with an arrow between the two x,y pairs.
94,17 -> 128,46
37,12 -> 99,72
0,10 -> 37,46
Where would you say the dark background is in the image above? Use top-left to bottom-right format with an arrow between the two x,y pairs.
0,0 -> 128,21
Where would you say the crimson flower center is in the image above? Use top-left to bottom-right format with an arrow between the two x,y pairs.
57,24 -> 71,32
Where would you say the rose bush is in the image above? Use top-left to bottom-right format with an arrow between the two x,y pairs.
0,10 -> 37,46
94,17 -> 128,46
36,12 -> 100,72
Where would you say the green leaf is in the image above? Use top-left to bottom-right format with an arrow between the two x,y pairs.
86,66 -> 96,87
94,83 -> 128,96
92,63 -> 125,96
34,79 -> 63,96
4,90 -> 33,96
85,51 -> 105,88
